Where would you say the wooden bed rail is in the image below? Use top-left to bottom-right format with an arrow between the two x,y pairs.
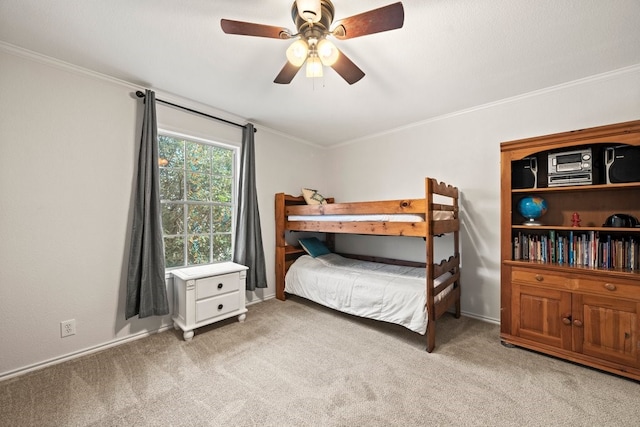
433,272 -> 460,298
428,178 -> 459,199
433,254 -> 460,278
286,200 -> 457,216
287,199 -> 426,215
284,218 -> 458,236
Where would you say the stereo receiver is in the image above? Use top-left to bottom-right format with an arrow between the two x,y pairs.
548,148 -> 593,187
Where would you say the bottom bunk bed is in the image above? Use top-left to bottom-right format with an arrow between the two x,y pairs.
286,252 -> 456,335
275,177 -> 461,352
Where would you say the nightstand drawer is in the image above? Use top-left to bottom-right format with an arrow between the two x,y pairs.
196,273 -> 240,299
575,278 -> 640,300
511,268 -> 571,288
196,292 -> 241,322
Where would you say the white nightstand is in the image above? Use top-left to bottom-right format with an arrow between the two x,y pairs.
171,262 -> 248,341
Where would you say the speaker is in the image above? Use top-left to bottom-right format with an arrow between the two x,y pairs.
605,145 -> 640,184
512,157 -> 537,189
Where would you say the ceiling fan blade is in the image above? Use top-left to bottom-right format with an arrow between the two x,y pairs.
332,2 -> 404,40
331,49 -> 365,85
274,62 -> 302,84
220,19 -> 291,39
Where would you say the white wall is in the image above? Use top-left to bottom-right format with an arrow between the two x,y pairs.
0,47 -> 327,379
324,66 -> 640,323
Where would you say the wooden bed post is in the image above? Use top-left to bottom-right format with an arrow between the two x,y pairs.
453,187 -> 462,319
425,178 -> 436,352
275,193 -> 287,301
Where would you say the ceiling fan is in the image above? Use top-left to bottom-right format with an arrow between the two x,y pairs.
220,0 -> 404,85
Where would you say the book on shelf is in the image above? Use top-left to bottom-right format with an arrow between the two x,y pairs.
512,230 -> 639,271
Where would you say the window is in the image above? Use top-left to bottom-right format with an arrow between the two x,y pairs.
158,132 -> 236,268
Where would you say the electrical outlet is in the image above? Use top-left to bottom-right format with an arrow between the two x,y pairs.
60,319 -> 76,338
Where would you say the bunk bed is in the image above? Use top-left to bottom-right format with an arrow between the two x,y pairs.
274,178 -> 461,352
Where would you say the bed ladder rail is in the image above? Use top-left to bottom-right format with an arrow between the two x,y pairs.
428,179 -> 459,199
432,254 -> 460,278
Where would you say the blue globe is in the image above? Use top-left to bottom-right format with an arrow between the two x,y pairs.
518,196 -> 547,225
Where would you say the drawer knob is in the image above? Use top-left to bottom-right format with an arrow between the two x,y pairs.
604,283 -> 616,291
217,283 -> 224,289
561,317 -> 571,326
218,304 -> 224,310
573,319 -> 583,328
535,275 -> 544,282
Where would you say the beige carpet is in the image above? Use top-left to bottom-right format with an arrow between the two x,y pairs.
1,296 -> 639,426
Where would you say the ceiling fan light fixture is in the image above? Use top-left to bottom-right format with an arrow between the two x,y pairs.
305,55 -> 323,78
295,0 -> 322,23
285,39 -> 309,66
221,1 -> 405,84
317,38 -> 339,66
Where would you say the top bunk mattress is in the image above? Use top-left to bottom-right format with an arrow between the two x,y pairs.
288,211 -> 453,222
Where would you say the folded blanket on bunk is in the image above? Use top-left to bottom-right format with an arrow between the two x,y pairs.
285,253 -> 453,335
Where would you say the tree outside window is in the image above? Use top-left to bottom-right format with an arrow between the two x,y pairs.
158,134 -> 235,268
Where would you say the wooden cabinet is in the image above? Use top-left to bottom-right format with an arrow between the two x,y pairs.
500,120 -> 640,380
172,262 -> 248,341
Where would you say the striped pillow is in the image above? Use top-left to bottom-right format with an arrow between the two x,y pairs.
301,188 -> 327,205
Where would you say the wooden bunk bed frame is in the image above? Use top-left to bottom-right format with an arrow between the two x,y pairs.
275,177 -> 461,352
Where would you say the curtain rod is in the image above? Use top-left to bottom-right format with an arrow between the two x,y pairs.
135,91 -> 255,133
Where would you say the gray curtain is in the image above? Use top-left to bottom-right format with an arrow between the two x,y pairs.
125,89 -> 170,319
233,123 -> 267,290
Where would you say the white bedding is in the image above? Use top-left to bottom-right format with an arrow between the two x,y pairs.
288,211 -> 453,222
284,253 -> 453,334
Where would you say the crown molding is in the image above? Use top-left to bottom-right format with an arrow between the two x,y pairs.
335,63 -> 640,149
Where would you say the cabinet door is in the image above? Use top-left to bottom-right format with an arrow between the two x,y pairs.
512,283 -> 572,349
572,294 -> 640,368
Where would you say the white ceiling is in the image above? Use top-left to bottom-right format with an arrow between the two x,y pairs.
1,0 -> 639,147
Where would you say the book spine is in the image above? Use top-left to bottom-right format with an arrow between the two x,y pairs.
569,231 -> 574,266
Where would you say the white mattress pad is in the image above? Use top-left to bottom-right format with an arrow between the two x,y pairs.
288,211 -> 452,222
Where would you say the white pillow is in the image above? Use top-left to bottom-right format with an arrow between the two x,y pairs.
301,188 -> 327,205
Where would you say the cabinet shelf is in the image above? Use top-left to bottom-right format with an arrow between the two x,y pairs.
512,182 -> 640,194
511,184 -> 639,228
511,225 -> 640,233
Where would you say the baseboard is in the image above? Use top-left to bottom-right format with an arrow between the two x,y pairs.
245,292 -> 276,306
460,310 -> 499,325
